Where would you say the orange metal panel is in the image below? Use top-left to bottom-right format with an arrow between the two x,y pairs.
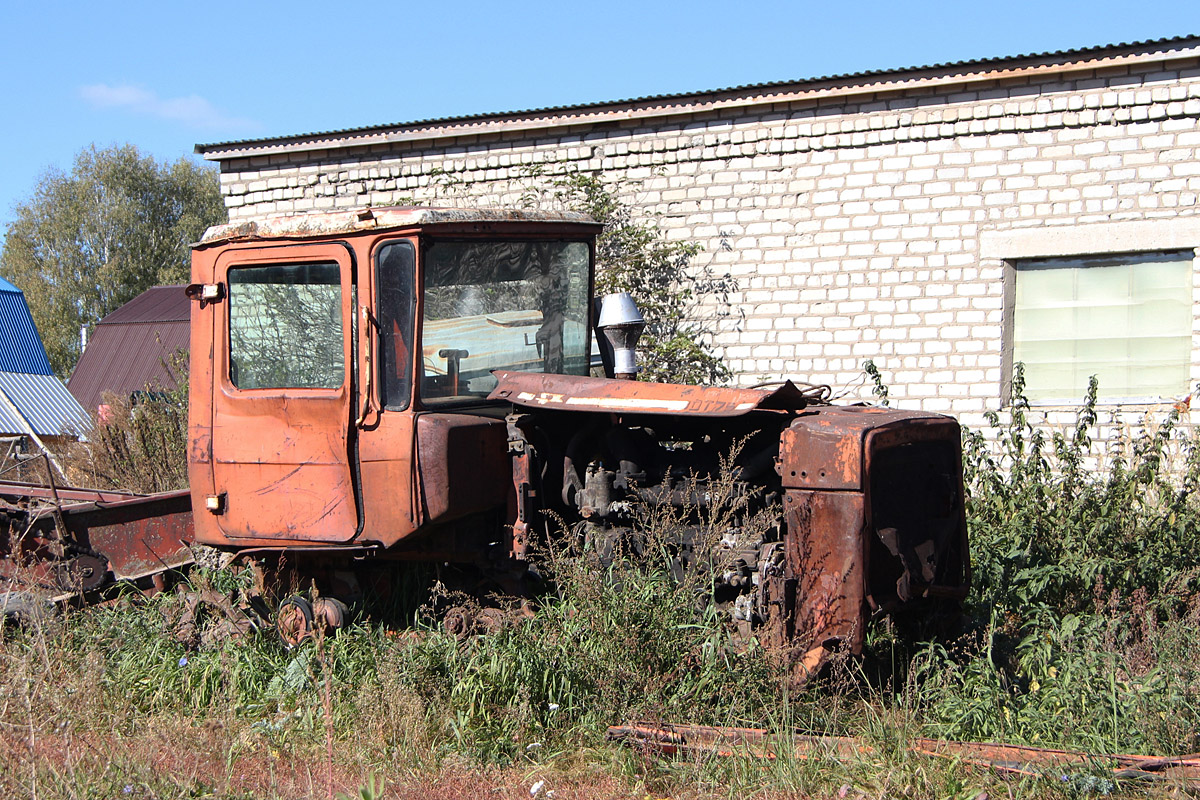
415,413 -> 508,525
778,406 -> 944,490
207,243 -> 359,543
783,488 -> 866,651
356,403 -> 419,547
352,235 -> 419,548
187,244 -> 220,546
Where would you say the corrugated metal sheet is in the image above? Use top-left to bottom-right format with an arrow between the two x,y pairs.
68,286 -> 190,411
99,285 -> 189,325
196,35 -> 1200,157
0,284 -> 54,376
0,372 -> 92,436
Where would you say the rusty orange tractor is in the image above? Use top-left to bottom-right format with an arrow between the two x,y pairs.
0,206 -> 966,672
181,206 -> 968,664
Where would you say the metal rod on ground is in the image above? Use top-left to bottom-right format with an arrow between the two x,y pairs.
606,723 -> 1200,788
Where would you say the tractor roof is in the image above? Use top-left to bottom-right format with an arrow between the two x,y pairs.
197,207 -> 600,246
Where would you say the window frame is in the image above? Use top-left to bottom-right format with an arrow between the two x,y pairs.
1002,249 -> 1196,406
226,260 -> 347,391
372,238 -> 417,411
415,236 -> 595,409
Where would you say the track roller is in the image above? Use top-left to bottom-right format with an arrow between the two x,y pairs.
275,595 -> 351,647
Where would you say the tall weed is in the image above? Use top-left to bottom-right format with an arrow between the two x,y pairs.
910,365 -> 1200,755
393,457 -> 788,764
63,354 -> 189,492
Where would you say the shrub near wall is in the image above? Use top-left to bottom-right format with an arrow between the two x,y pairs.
911,367 -> 1200,756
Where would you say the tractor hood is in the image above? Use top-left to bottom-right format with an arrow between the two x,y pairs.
488,371 -> 815,417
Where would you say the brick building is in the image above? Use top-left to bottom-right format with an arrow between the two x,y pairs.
196,36 -> 1200,429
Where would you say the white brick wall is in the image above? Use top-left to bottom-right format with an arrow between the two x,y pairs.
211,61 -> 1200,434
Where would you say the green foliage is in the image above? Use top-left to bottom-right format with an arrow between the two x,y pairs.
863,359 -> 890,406
398,570 -> 773,763
965,365 -> 1200,624
538,171 -> 733,385
1,144 -> 225,376
336,774 -> 385,800
901,363 -> 1200,755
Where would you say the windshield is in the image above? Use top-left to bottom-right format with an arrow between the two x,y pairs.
421,239 -> 590,406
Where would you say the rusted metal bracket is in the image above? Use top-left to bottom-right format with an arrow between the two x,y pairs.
184,282 -> 224,308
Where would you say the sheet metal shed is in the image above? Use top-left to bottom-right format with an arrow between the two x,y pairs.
68,285 -> 190,412
0,277 -> 90,436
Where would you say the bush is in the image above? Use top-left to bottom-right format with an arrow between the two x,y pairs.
903,364 -> 1200,755
64,354 -> 189,492
966,365 -> 1200,626
520,169 -> 733,385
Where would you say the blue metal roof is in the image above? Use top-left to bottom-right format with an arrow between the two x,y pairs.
0,283 -> 53,376
0,372 -> 91,436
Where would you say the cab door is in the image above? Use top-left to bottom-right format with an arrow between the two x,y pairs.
209,243 -> 359,542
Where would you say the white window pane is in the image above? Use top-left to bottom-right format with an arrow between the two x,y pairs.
1130,297 -> 1191,336
1013,252 -> 1193,402
1134,259 -> 1188,292
1076,263 -> 1127,303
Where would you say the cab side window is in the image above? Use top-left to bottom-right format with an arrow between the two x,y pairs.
376,241 -> 416,410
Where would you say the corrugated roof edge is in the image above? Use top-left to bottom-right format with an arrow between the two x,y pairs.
198,207 -> 599,245
197,34 -> 1200,157
95,285 -> 190,326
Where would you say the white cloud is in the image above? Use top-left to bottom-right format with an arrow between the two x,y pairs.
79,83 -> 259,132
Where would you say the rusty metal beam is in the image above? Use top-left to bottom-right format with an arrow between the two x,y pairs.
0,480 -> 144,504
607,723 -> 1200,787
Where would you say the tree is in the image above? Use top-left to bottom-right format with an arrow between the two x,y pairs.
0,144 -> 226,376
547,172 -> 733,385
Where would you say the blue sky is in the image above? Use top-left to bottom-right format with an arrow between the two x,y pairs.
3,1 -> 1200,237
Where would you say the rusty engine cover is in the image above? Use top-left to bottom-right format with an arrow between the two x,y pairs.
492,371 -> 970,659
777,407 -> 969,651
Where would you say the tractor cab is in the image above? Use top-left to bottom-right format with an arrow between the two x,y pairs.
187,208 -> 601,553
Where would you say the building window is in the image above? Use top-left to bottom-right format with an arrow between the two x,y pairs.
375,240 -> 416,410
1011,251 -> 1193,403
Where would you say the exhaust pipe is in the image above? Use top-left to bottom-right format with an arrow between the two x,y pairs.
595,292 -> 645,380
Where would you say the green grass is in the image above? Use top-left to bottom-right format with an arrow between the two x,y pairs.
5,369 -> 1200,798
